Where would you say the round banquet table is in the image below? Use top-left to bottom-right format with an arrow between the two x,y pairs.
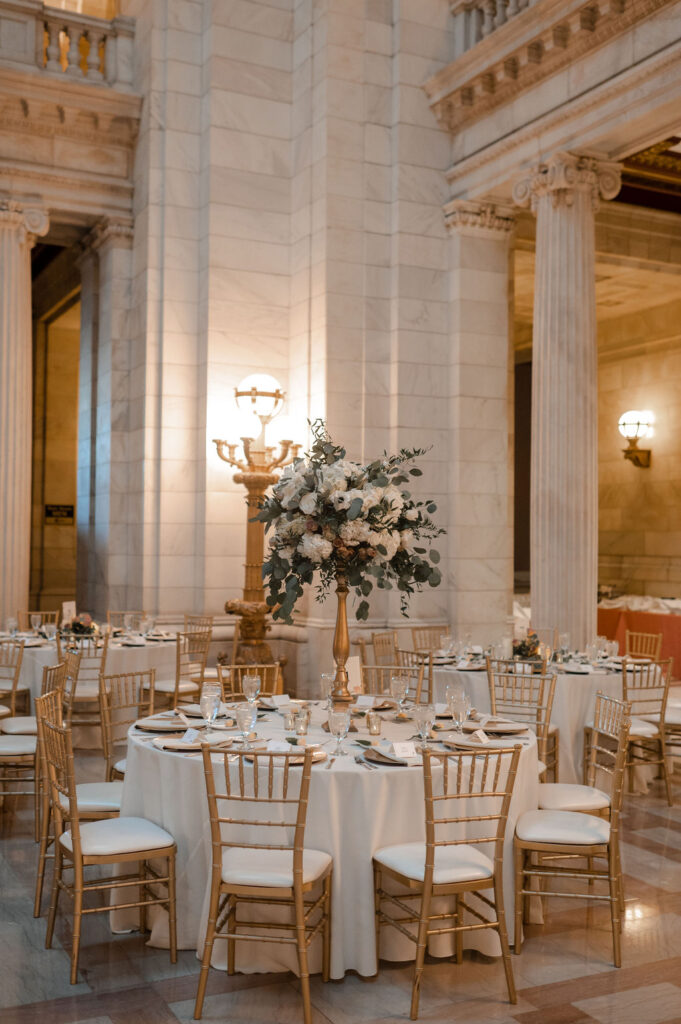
433,664 -> 628,785
114,701 -> 539,979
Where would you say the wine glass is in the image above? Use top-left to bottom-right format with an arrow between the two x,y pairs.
558,633 -> 570,660
30,613 -> 41,633
243,674 -> 261,705
390,675 -> 409,717
123,612 -> 134,634
414,704 -> 435,750
448,691 -> 470,734
44,623 -> 57,642
6,617 -> 17,636
320,672 -> 334,708
200,683 -> 221,737
236,704 -> 258,750
328,708 -> 351,756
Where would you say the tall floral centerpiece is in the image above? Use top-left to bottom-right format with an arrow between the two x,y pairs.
256,420 -> 445,701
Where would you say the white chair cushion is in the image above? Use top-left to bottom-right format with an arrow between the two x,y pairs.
221,847 -> 332,888
0,734 -> 37,756
516,809 -> 610,846
153,677 -> 199,694
629,716 -> 660,738
59,781 -> 124,813
643,707 -> 681,726
114,758 -> 127,774
0,715 -> 37,735
538,783 -> 610,812
60,816 -> 174,856
0,680 -> 26,691
373,842 -> 494,885
0,705 -> 10,718
66,681 -> 99,699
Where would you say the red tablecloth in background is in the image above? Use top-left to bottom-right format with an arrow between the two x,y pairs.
597,608 -> 681,677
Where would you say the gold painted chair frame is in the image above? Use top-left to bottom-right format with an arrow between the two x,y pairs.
486,663 -> 556,776
62,638 -> 110,743
0,638 -> 28,717
622,657 -> 673,805
153,629 -> 211,709
513,716 -> 630,968
373,746 -> 521,1020
42,715 -> 177,984
100,670 -> 156,781
360,663 -> 424,703
217,662 -> 280,701
397,649 -> 432,703
17,610 -> 60,630
194,748 -> 332,1024
106,610 -> 147,630
411,624 -> 450,653
624,629 -> 663,661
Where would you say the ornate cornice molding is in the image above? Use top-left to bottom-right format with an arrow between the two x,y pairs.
444,198 -> 515,236
512,152 -> 621,212
0,199 -> 49,245
83,216 -> 134,253
426,0 -> 678,134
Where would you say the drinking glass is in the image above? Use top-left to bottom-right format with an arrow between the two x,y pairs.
585,641 -> 599,665
200,683 -> 221,737
30,614 -> 41,633
44,623 -> 57,641
558,633 -> 570,659
366,711 -> 382,736
606,639 -> 619,659
6,617 -> 17,635
449,692 -> 470,734
236,704 -> 258,750
320,672 -> 334,708
463,632 -> 473,656
445,679 -> 465,708
390,674 -> 409,716
414,704 -> 436,749
283,709 -> 296,731
328,708 -> 351,756
243,674 -> 261,705
295,710 -> 310,736
597,635 -> 608,659
123,613 -> 134,633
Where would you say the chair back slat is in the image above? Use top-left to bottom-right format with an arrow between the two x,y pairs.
621,658 -> 672,718
39,713 -> 83,854
184,614 -> 214,633
0,639 -> 25,716
586,691 -> 631,796
486,662 -> 556,762
360,663 -> 423,701
219,663 -> 280,700
371,631 -> 399,665
99,670 -> 156,776
40,661 -> 67,699
625,630 -> 663,661
411,625 -> 450,653
397,649 -> 431,702
18,610 -> 60,630
107,610 -> 146,630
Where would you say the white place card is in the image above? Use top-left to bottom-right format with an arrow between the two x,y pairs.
181,728 -> 201,744
266,739 -> 292,753
62,601 -> 76,622
392,741 -> 417,758
471,729 -> 490,744
269,694 -> 290,707
355,695 -> 374,708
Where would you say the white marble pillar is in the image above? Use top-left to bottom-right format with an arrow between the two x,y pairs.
445,200 -> 515,644
0,200 -> 48,627
513,153 -> 621,650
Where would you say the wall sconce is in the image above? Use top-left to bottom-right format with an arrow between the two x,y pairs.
618,409 -> 654,468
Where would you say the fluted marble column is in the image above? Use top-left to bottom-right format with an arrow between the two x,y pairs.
0,200 -> 49,626
513,153 -> 620,650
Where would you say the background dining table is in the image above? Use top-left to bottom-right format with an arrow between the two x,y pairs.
112,700 -> 539,980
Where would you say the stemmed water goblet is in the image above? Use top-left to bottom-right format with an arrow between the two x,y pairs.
236,703 -> 258,750
445,681 -> 470,735
123,612 -> 134,635
200,682 -> 221,738
414,704 -> 436,750
320,672 -> 334,709
6,617 -> 17,636
328,708 -> 351,756
243,674 -> 261,706
390,674 -> 409,718
30,613 -> 41,633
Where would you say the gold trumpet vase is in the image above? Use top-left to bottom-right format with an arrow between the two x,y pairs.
331,572 -> 352,703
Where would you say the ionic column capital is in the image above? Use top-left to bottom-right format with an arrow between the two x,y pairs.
0,200 -> 49,246
444,199 -> 515,238
83,215 -> 134,253
512,152 -> 621,213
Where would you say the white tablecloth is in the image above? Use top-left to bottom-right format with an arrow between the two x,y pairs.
433,666 -> 625,785
115,702 -> 539,979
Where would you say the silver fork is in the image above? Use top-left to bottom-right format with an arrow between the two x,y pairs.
354,753 -> 376,770
325,755 -> 336,770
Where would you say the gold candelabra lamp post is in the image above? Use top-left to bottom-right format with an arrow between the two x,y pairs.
212,374 -> 301,664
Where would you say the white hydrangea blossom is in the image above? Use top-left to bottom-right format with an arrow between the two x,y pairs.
298,532 -> 333,563
339,520 -> 372,545
299,492 -> 317,515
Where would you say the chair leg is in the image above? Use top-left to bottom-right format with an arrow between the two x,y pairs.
322,873 -> 332,984
227,895 -> 237,975
659,738 -> 674,806
513,843 -> 524,955
34,755 -> 40,843
33,796 -> 52,917
45,843 -> 62,948
168,851 -> 177,964
494,881 -> 517,1004
294,891 -> 312,1024
373,863 -> 381,970
70,865 -> 84,984
454,895 -> 463,964
409,888 -> 431,1020
194,882 -> 221,1021
607,844 -> 622,968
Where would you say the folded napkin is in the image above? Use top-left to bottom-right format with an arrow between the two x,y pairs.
259,694 -> 290,710
563,662 -> 590,674
121,635 -> 146,647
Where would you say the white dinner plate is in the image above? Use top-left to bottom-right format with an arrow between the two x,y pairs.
463,719 -> 527,735
441,733 -> 529,750
136,716 -> 196,733
177,703 -> 229,719
152,734 -> 232,752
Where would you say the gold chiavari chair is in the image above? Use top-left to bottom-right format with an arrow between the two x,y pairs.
622,657 -> 673,805
17,610 -> 60,631
100,670 -> 156,781
370,630 -> 399,665
217,662 -> 280,701
486,661 -> 556,780
411,624 -> 450,653
625,629 -> 663,661
373,746 -> 522,1020
0,677 -> 38,838
184,613 -> 214,632
62,637 -> 110,742
487,657 -> 556,777
43,714 -> 177,984
397,649 -> 432,703
34,687 -> 124,918
193,747 -> 332,1024
360,663 -> 424,702
107,610 -> 147,631
513,713 -> 630,967
0,638 -> 28,717
1,658 -> 67,738
151,629 -> 211,708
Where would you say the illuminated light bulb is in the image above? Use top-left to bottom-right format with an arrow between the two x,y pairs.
235,373 -> 283,419
618,410 -> 654,440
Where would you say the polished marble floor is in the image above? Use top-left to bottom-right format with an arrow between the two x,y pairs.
2,752 -> 681,1024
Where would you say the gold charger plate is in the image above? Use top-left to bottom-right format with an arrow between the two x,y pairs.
463,719 -> 527,735
136,716 -> 192,733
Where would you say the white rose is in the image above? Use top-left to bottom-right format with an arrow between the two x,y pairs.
404,508 -> 419,521
298,533 -> 333,563
277,545 -> 295,563
299,492 -> 317,515
340,520 -> 371,545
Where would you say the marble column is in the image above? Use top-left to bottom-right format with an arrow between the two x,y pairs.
512,153 -> 621,650
445,199 -> 515,644
0,200 -> 48,626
